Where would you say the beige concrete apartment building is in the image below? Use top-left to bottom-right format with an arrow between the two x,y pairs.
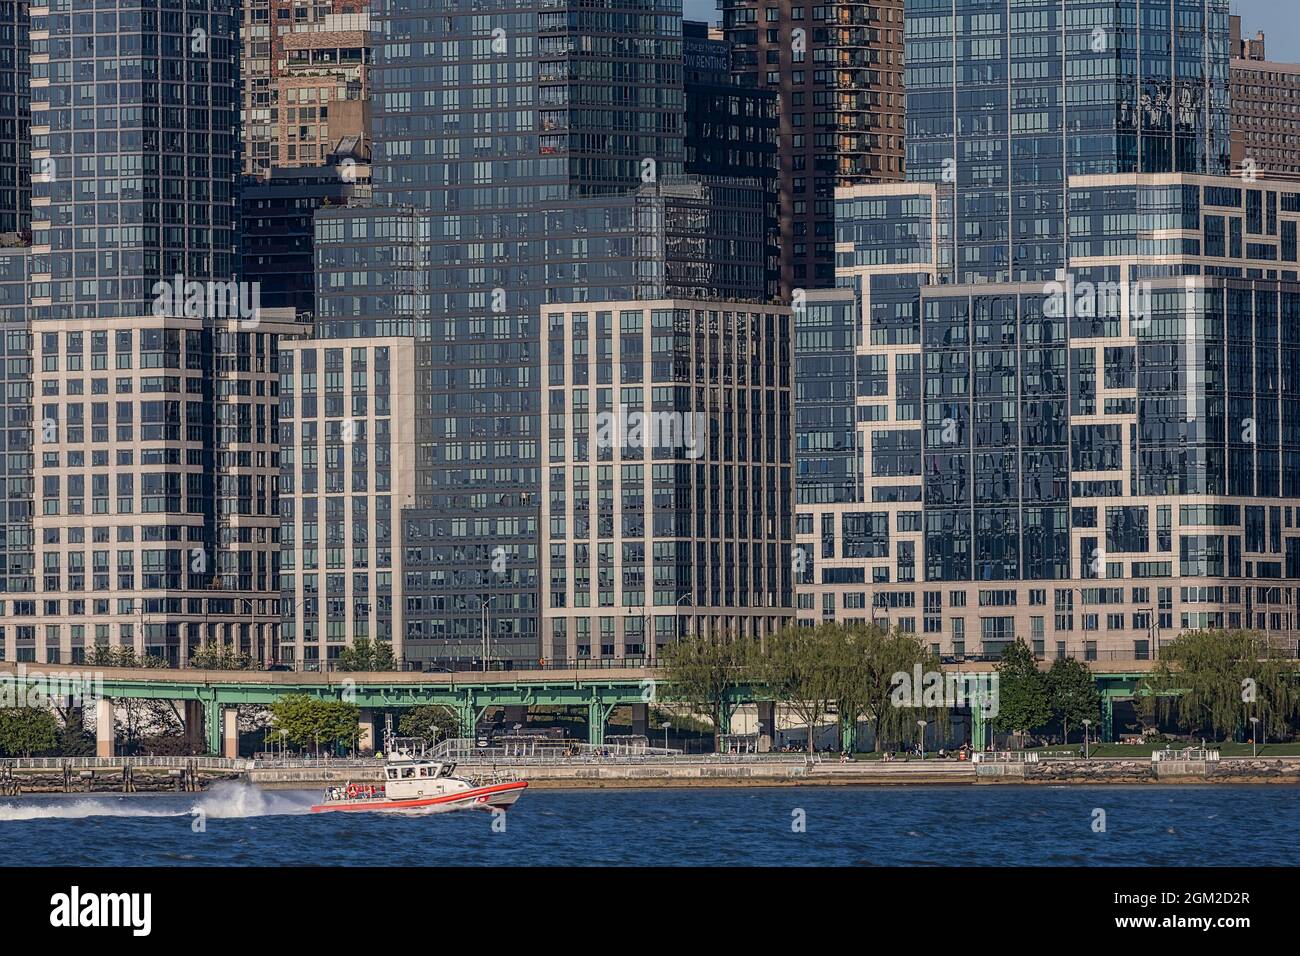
540,300 -> 795,663
277,335 -> 416,668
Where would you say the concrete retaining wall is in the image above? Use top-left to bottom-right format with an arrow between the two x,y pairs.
246,756 -> 1300,789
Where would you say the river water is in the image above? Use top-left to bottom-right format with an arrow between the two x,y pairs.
1,783 -> 1295,866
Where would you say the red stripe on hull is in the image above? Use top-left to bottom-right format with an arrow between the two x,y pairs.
310,781 -> 528,813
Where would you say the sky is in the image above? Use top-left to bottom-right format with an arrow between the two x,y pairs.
1231,0 -> 1300,63
682,0 -> 1300,64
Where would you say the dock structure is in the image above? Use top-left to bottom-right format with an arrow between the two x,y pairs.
0,757 -> 246,795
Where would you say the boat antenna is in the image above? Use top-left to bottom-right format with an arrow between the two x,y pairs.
383,713 -> 394,754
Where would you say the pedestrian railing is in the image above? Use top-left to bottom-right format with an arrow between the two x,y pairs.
1152,747 -> 1220,762
971,751 -> 1040,764
249,750 -> 822,769
0,756 -> 246,771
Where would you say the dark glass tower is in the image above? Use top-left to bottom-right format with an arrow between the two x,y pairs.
904,0 -> 1231,284
0,0 -> 29,236
29,0 -> 239,319
796,0 -> 1300,676
310,0 -> 707,666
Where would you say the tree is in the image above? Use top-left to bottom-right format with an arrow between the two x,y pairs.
268,694 -> 361,754
1046,657 -> 1100,744
189,643 -> 256,671
337,637 -> 397,672
758,625 -> 843,753
55,706 -> 95,756
117,699 -> 189,755
659,634 -> 757,750
838,626 -> 949,753
399,705 -> 461,743
0,708 -> 59,756
1141,629 -> 1300,741
993,639 -> 1051,741
86,646 -> 168,669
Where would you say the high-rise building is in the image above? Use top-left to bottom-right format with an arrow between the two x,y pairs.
683,19 -> 779,300
30,0 -> 241,321
800,173 -> 1300,660
5,0 -> 298,666
721,0 -> 905,296
0,0 -> 29,237
239,144 -> 371,316
288,0 -> 791,670
279,334 -> 416,666
1231,14 -> 1265,61
539,299 -> 794,663
1229,17 -> 1300,183
904,0 -> 1231,285
0,246 -> 33,610
240,2 -> 370,178
794,0 -> 1300,664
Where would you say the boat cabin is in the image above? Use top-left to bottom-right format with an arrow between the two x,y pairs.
385,759 -> 457,782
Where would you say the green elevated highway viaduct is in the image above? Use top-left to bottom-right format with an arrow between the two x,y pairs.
0,660 -> 1163,758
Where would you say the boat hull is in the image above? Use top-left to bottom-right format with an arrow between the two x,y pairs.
309,781 -> 527,814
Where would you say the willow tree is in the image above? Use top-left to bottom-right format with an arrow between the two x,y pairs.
658,634 -> 758,749
757,624 -> 844,753
1141,629 -> 1300,742
834,625 -> 948,753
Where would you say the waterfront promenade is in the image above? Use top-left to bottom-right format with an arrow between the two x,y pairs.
4,749 -> 1299,794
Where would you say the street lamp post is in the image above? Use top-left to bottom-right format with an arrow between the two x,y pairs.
1250,716 -> 1260,758
480,598 -> 491,672
1139,607 -> 1155,660
675,593 -> 695,640
917,719 -> 927,759
661,720 -> 671,752
1082,719 -> 1091,759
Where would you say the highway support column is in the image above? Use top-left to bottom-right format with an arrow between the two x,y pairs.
95,696 -> 114,758
223,707 -> 239,759
756,699 -> 775,752
358,708 -> 376,753
183,699 -> 204,753
629,702 -> 649,737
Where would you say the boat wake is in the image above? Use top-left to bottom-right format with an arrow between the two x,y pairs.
0,781 -> 313,822
0,798 -> 184,822
192,781 -> 314,819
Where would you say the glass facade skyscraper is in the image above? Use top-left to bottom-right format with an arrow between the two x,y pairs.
0,0 -> 29,236
0,0 -> 295,667
904,0 -> 1231,284
30,0 -> 239,320
795,0 -> 1300,673
302,0 -> 779,667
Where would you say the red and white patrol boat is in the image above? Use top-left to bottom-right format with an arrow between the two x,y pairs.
309,733 -> 527,815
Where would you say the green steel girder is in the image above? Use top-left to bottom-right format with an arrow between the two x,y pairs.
840,716 -> 856,754
587,699 -> 618,745
3,668 -> 1196,755
200,690 -> 219,756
